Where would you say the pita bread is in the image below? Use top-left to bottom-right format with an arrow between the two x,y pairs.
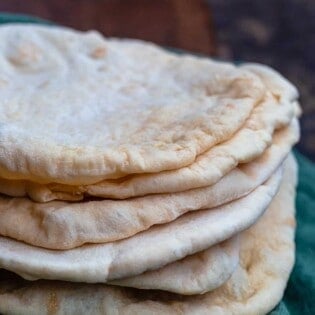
0,93 -> 298,203
0,239 -> 240,296
0,121 -> 297,250
241,63 -> 299,102
109,236 -> 239,295
0,24 -> 266,185
0,167 -> 281,283
0,154 -> 297,315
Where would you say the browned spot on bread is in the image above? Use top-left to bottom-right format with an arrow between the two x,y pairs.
91,46 -> 107,59
9,42 -> 41,66
284,216 -> 296,228
226,103 -> 236,110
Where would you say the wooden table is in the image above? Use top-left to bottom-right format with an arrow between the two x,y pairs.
0,0 -> 216,55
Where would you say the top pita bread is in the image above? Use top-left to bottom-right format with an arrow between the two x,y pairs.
0,59 -> 298,201
0,24 -> 269,185
0,154 -> 297,315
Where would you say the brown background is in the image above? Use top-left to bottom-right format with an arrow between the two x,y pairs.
0,0 -> 216,55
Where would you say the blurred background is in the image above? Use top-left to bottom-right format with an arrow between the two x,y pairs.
0,0 -> 314,161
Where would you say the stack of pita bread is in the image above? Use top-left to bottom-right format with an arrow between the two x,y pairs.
0,24 -> 300,315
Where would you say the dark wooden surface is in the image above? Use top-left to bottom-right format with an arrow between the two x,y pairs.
0,0 -> 314,161
210,0 -> 315,162
0,0 -> 215,55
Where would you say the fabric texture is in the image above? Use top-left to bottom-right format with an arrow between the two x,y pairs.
0,14 -> 313,314
270,151 -> 315,315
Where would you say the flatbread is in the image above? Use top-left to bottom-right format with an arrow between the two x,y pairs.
0,239 -> 240,296
109,236 -> 239,295
0,24 -> 267,185
0,121 -> 297,250
0,154 -> 297,315
0,167 -> 281,283
0,79 -> 298,203
111,236 -> 239,295
241,63 -> 299,102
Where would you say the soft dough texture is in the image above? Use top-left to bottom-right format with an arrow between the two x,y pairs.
0,236 -> 239,295
109,236 -> 240,295
0,168 -> 281,283
0,24 -> 270,184
0,121 -> 298,249
0,154 -> 297,315
0,62 -> 298,201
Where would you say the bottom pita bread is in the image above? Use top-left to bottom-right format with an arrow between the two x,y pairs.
0,154 -> 297,315
0,235 -> 239,296
110,236 -> 239,295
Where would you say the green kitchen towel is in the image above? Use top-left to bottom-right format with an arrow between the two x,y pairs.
0,13 -> 314,314
270,151 -> 315,315
0,12 -> 51,25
